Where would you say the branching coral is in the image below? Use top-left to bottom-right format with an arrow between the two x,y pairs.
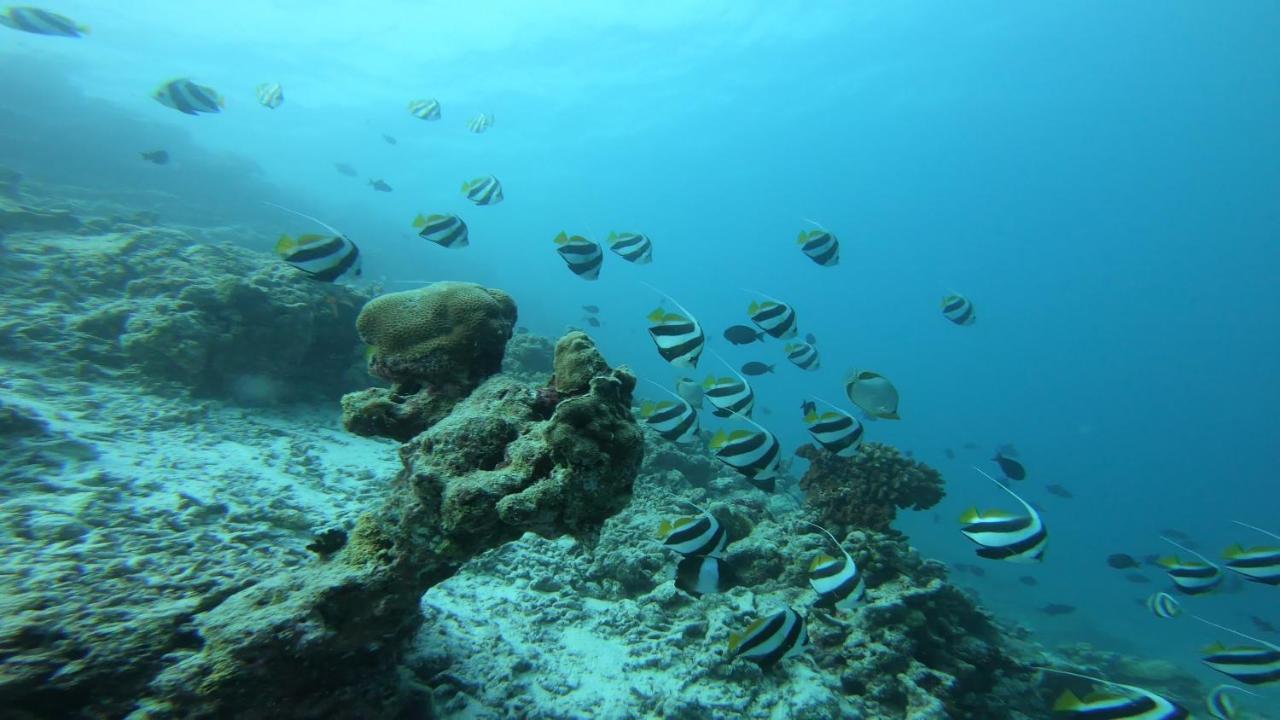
797,442 -> 944,534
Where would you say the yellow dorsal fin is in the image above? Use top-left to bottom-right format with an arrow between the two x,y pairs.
709,430 -> 729,450
728,429 -> 754,442
274,234 -> 296,255
657,519 -> 673,538
729,617 -> 768,653
959,507 -> 981,524
804,410 -> 819,424
412,213 -> 428,228
748,300 -> 760,314
809,553 -> 836,572
647,307 -> 666,323
1052,691 -> 1083,712
639,401 -> 656,417
796,230 -> 808,245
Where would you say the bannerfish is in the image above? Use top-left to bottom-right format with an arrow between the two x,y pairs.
1146,591 -> 1182,619
408,98 -> 441,120
1159,537 -> 1223,595
334,162 -> 357,176
796,228 -> 838,267
382,134 -> 397,145
1201,642 -> 1280,685
1019,575 -> 1038,586
703,375 -> 754,418
1108,553 -> 1140,570
657,503 -> 727,557
412,213 -> 468,248
368,179 -> 392,192
582,305 -> 600,314
785,341 -> 820,370
1206,684 -> 1253,720
153,78 -> 224,115
646,298 -> 704,369
846,370 -> 900,420
1041,603 -> 1076,616
747,299 -> 798,339
723,325 -> 764,345
268,203 -> 362,284
607,232 -> 653,264
710,422 -> 782,493
554,232 -> 602,280
803,405 -> 864,458
740,362 -> 773,376
675,555 -> 735,597
804,521 -> 865,611
462,175 -> 503,206
941,293 -> 976,325
1223,521 -> 1280,585
959,468 -> 1048,563
639,399 -> 699,444
0,6 -> 88,37
728,607 -> 808,667
255,82 -> 284,109
1047,671 -> 1189,719
140,150 -> 169,165
1046,483 -> 1073,499
993,452 -> 1026,481
675,377 -> 703,409
467,113 -> 494,133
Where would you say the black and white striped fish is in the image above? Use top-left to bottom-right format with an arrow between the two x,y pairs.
639,399 -> 699,444
408,98 -> 441,120
959,468 -> 1047,562
728,607 -> 808,667
553,232 -> 602,280
1146,591 -> 1182,619
1206,684 -> 1254,720
747,298 -> 797,339
1041,668 -> 1189,720
785,341 -> 819,370
461,175 -> 503,206
0,6 -> 87,37
709,420 -> 782,492
804,522 -> 865,611
676,555 -> 736,597
1202,643 -> 1280,685
153,78 -> 224,116
606,232 -> 652,264
941,293 -> 976,325
1158,538 -> 1223,595
1223,521 -> 1280,585
268,204 -> 361,284
657,504 -> 727,557
796,229 -> 839,267
703,375 -> 755,418
412,213 -> 468,248
255,82 -> 283,109
646,301 -> 704,369
467,113 -> 494,133
803,406 -> 863,458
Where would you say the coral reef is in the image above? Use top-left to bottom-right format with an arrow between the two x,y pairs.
138,331 -> 643,717
552,330 -> 611,396
797,442 -> 945,534
501,331 -> 555,378
357,282 -> 516,394
0,209 -> 370,400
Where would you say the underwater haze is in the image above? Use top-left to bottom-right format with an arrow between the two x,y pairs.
2,1 -> 1279,718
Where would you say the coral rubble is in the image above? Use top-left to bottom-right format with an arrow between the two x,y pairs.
796,442 -> 945,534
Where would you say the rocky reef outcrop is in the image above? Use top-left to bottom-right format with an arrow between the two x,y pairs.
139,331 -> 644,718
797,442 -> 945,534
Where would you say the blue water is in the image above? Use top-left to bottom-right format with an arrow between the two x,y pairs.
5,0 -> 1279,711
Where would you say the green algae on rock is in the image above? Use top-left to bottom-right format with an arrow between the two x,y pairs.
797,442 -> 945,534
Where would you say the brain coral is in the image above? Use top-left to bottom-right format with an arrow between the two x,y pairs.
797,442 -> 944,534
357,282 -> 517,394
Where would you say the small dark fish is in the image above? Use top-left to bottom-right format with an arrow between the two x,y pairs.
953,562 -> 986,577
1107,553 -> 1139,570
584,317 -> 600,327
1045,484 -> 1073,499
140,150 -> 169,165
1162,528 -> 1191,541
1019,575 -> 1039,586
944,448 -> 956,459
740,362 -> 774,376
1124,572 -> 1152,584
723,325 -> 764,345
760,407 -> 772,416
582,305 -> 600,314
515,326 -> 529,334
369,179 -> 393,192
1250,615 -> 1277,634
993,452 -> 1026,480
1040,603 -> 1076,616
805,332 -> 817,344
334,162 -> 357,176
382,134 -> 397,145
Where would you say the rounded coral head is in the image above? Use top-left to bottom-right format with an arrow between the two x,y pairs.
356,281 -> 517,392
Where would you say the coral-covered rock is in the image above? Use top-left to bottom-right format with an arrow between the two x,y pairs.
340,386 -> 455,442
356,282 -> 516,394
552,330 -> 610,397
797,442 -> 944,534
